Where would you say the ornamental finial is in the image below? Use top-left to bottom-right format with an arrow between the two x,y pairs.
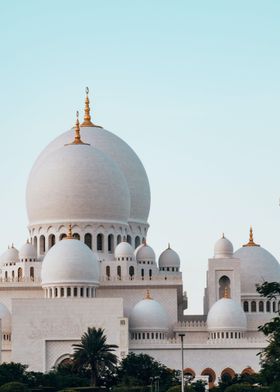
81,87 -> 95,127
224,287 -> 230,298
145,289 -> 152,300
243,226 -> 260,247
65,111 -> 90,146
168,242 -> 170,249
66,224 -> 73,239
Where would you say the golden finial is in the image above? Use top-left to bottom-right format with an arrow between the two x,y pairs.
243,226 -> 260,247
65,111 -> 90,146
168,242 -> 170,249
66,224 -> 73,239
11,243 -> 14,248
224,287 -> 230,299
123,236 -> 127,242
145,289 -> 152,300
26,239 -> 29,244
222,233 -> 225,239
143,238 -> 147,246
80,87 -> 102,128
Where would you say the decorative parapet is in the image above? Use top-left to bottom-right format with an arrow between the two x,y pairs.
174,320 -> 207,330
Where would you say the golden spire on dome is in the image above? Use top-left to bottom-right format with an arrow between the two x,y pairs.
224,287 -> 230,299
65,111 -> 90,146
66,224 -> 73,239
143,238 -> 147,246
242,226 -> 260,247
222,233 -> 225,239
145,289 -> 152,300
80,87 -> 102,128
168,242 -> 170,249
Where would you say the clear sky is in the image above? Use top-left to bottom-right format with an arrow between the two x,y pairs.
0,0 -> 280,313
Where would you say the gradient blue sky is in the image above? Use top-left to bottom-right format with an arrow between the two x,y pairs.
0,0 -> 280,313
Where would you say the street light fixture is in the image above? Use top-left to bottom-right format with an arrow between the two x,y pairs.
178,333 -> 185,392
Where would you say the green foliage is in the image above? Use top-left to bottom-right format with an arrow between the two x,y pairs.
113,387 -> 150,392
257,281 -> 280,385
224,384 -> 255,392
72,327 -> 118,387
117,353 -> 178,391
0,381 -> 30,392
0,363 -> 28,386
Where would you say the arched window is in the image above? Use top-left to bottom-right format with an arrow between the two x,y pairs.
243,301 -> 249,312
219,275 -> 231,298
106,266 -> 110,279
149,269 -> 152,280
129,266 -> 135,278
127,235 -> 132,245
251,301 -> 257,312
59,233 -> 67,240
84,233 -> 92,249
108,234 -> 114,253
117,266 -> 121,279
117,234 -> 122,245
135,236 -> 141,249
48,234 -> 55,249
141,268 -> 144,280
97,234 -> 104,251
183,368 -> 195,380
221,368 -> 235,382
201,368 -> 216,388
67,287 -> 71,297
30,267 -> 34,280
73,233 -> 80,240
273,301 -> 276,312
4,271 -> 7,280
18,267 -> 23,280
33,236 -> 37,251
266,301 -> 271,312
259,301 -> 264,312
39,235 -> 45,254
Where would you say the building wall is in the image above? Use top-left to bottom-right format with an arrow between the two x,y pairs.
11,298 -> 128,372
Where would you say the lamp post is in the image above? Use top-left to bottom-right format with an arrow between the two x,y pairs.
179,333 -> 185,392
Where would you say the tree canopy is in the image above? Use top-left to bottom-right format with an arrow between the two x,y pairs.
257,281 -> 280,384
72,327 -> 118,387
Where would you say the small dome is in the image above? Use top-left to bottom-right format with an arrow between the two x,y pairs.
130,292 -> 169,332
214,236 -> 233,258
0,303 -> 11,332
158,246 -> 180,268
207,297 -> 247,331
26,143 -> 130,226
41,238 -> 100,287
19,241 -> 36,260
135,243 -> 155,262
0,246 -> 19,265
115,242 -> 135,260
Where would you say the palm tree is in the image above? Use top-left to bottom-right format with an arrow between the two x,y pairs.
72,327 -> 118,387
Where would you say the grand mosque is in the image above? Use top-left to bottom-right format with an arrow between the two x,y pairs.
0,90 -> 279,388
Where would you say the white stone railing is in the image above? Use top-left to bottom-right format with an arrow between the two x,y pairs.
174,320 -> 207,328
0,277 -> 41,285
100,274 -> 182,284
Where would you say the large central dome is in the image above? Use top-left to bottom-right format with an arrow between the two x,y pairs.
29,94 -> 151,224
26,139 -> 131,226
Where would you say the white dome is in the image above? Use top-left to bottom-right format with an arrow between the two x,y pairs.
30,126 -> 150,224
0,303 -> 11,332
115,242 -> 135,260
234,245 -> 280,294
135,243 -> 155,262
158,246 -> 180,268
0,246 -> 19,265
207,297 -> 247,331
214,236 -> 233,258
41,238 -> 100,286
130,294 -> 169,331
26,143 -> 130,226
19,241 -> 36,260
